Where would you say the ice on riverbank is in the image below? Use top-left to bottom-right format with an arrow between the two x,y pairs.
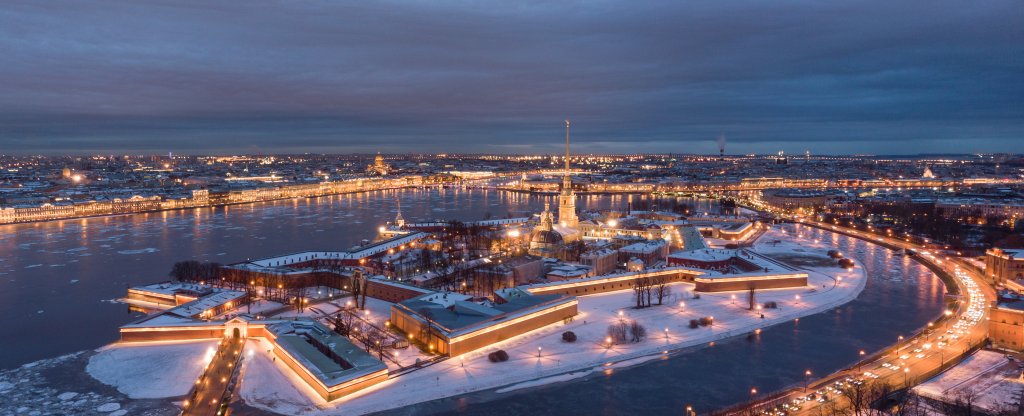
86,340 -> 216,399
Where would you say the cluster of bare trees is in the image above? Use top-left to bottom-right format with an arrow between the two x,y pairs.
607,319 -> 647,344
441,220 -> 495,257
632,274 -> 672,309
169,260 -> 223,283
330,309 -> 392,360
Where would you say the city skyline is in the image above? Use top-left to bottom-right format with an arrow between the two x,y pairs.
1,0 -> 1021,155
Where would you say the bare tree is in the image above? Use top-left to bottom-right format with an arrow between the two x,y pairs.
837,379 -> 879,416
629,320 -> 647,343
632,275 -> 655,308
654,276 -> 672,305
607,321 -> 629,344
940,388 -> 981,416
632,277 -> 645,309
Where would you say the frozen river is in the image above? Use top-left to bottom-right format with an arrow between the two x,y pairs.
0,188 -> 715,370
0,189 -> 945,416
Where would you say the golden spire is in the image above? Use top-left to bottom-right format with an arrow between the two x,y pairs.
564,119 -> 571,175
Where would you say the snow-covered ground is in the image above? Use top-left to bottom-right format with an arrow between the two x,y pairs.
238,338 -> 324,414
239,225 -> 867,415
86,340 -> 217,399
914,350 -> 1024,412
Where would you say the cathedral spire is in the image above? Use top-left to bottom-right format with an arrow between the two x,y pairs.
564,119 -> 571,176
558,119 -> 579,228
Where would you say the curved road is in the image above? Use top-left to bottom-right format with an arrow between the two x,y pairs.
721,217 -> 995,416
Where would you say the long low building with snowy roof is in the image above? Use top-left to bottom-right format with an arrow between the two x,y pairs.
119,315 -> 388,401
233,232 -> 428,271
390,289 -> 577,356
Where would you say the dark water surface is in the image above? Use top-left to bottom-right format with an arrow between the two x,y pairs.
0,190 -> 944,416
0,189 -> 704,369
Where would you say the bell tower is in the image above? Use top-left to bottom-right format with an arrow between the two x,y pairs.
558,119 -> 578,228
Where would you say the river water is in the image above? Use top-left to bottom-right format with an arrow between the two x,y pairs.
0,189 -> 713,370
0,189 -> 944,416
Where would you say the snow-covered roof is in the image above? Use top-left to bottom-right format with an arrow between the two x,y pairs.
243,232 -> 428,268
167,290 -> 246,318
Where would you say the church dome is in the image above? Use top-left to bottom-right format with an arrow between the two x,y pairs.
530,229 -> 563,246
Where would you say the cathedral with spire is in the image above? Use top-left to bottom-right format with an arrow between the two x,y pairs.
557,119 -> 579,229
530,120 -> 581,257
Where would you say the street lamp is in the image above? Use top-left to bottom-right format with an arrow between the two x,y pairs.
804,369 -> 812,392
537,346 -> 542,358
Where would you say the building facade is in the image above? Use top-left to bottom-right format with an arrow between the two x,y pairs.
985,248 -> 1024,285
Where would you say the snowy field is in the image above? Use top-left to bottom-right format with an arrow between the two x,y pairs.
239,338 -> 324,414
86,340 -> 217,399
239,225 -> 868,415
914,350 -> 1024,412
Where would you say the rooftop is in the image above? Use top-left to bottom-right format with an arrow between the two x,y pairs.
267,320 -> 387,386
395,290 -> 573,337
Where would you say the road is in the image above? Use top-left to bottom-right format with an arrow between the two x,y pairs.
183,336 -> 245,416
720,218 -> 995,416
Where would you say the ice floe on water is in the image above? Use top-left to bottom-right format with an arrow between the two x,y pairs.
0,351 -> 174,415
115,248 -> 159,255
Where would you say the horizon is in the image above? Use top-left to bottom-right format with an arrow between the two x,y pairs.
1,151 -> 1019,158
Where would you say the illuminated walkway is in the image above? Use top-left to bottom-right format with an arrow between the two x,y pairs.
183,336 -> 245,416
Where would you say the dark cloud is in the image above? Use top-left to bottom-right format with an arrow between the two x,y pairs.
0,0 -> 1020,155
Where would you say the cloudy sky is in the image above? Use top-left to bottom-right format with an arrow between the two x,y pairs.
0,0 -> 1021,155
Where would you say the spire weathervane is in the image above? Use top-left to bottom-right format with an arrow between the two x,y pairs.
564,119 -> 571,175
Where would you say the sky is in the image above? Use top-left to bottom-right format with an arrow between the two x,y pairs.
0,0 -> 1021,156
